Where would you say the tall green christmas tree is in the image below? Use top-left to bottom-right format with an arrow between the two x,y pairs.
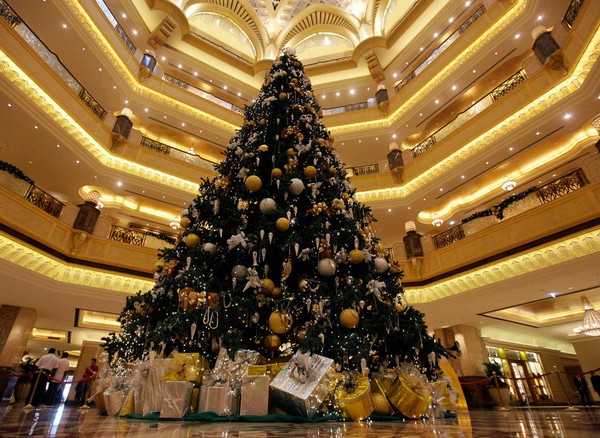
105,48 -> 445,375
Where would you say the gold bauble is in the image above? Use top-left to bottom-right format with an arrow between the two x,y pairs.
349,249 -> 365,264
261,278 -> 275,294
258,144 -> 269,152
296,328 -> 306,341
268,311 -> 293,334
328,166 -> 337,176
264,334 -> 281,350
298,278 -> 309,292
271,286 -> 282,298
271,168 -> 283,179
340,308 -> 359,329
332,198 -> 345,210
184,233 -> 200,248
303,165 -> 317,179
372,392 -> 393,415
275,217 -> 290,231
278,92 -> 288,101
245,175 -> 263,192
287,148 -> 297,157
180,217 -> 191,228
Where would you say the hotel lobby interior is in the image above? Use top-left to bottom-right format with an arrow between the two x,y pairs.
1,0 -> 600,436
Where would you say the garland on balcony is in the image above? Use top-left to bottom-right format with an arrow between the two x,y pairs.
461,187 -> 538,225
0,160 -> 35,185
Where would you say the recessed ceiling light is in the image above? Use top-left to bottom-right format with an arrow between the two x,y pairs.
34,125 -> 39,129
321,94 -> 326,99
132,29 -> 138,36
472,69 -> 476,74
237,92 -> 242,97
434,99 -> 439,104
349,89 -> 355,95
335,91 -> 340,97
75,160 -> 80,164
124,99 -> 128,104
7,103 -> 12,108
141,190 -> 145,193
433,32 -> 439,38
28,160 -> 32,164
485,161 -> 489,165
116,181 -> 123,187
375,137 -> 379,141
367,87 -> 370,91
407,206 -> 412,210
181,122 -> 185,127
121,12 -> 127,19
419,112 -> 423,117
535,131 -> 541,135
563,112 -> 572,120
82,47 -> 86,52
144,107 -> 149,113
439,188 -> 444,192
223,85 -> 228,90
98,67 -> 102,72
509,146 -> 514,151
448,17 -> 454,23
449,220 -> 456,225
61,23 -> 67,29
548,291 -> 558,298
93,175 -> 97,179
465,0 -> 472,6
358,139 -> 362,143
423,198 -> 427,201
193,71 -> 198,76
451,84 -> 457,91
419,47 -> 424,52
514,33 -> 521,39
162,195 -> 166,199
177,63 -> 182,69
113,85 -> 117,90
163,115 -> 167,119
161,56 -> 166,61
494,51 -> 498,56
461,175 -> 465,179
341,142 -> 345,146
387,208 -> 392,213
392,133 -> 397,139
392,72 -> 398,78
537,15 -> 543,22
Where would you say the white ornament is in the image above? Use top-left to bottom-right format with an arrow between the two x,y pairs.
202,242 -> 217,254
259,198 -> 277,214
289,178 -> 305,195
232,264 -> 248,279
318,258 -> 336,277
374,257 -> 389,273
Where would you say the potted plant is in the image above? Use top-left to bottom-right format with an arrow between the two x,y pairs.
14,358 -> 37,403
483,362 -> 511,407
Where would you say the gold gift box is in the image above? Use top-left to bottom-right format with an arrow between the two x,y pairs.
163,353 -> 209,383
335,376 -> 374,421
387,375 -> 432,418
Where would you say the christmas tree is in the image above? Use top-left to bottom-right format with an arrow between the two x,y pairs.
104,48 -> 446,376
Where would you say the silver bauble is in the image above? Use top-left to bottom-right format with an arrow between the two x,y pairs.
259,197 -> 277,214
374,257 -> 389,273
202,242 -> 217,254
232,264 -> 248,279
318,258 -> 336,277
289,178 -> 305,195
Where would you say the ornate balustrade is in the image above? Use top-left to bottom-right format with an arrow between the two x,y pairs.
24,185 -> 64,218
108,225 -> 146,247
395,6 -> 485,92
348,163 -> 380,177
95,0 -> 136,54
412,70 -> 527,158
431,169 -> 588,249
0,0 -> 106,119
140,136 -> 216,168
321,100 -> 374,116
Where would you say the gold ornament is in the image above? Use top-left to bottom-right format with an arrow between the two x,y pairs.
303,165 -> 317,179
245,175 -> 263,192
264,334 -> 281,350
271,168 -> 283,179
298,278 -> 309,292
180,217 -> 191,228
275,217 -> 290,231
268,311 -> 293,334
261,278 -> 275,294
286,148 -> 297,157
207,292 -> 219,309
278,92 -> 288,101
340,308 -> 359,328
184,233 -> 200,248
332,198 -> 345,210
296,328 -> 306,341
328,166 -> 337,176
349,249 -> 365,264
258,144 -> 269,152
271,286 -> 282,298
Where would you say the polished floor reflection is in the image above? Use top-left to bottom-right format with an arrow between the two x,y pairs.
0,404 -> 599,437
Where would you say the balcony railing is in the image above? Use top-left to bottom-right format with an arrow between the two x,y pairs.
321,100 -> 376,116
432,169 -> 588,249
348,163 -> 380,177
24,185 -> 64,218
412,69 -> 527,157
162,73 -> 243,114
0,0 -> 107,119
562,0 -> 585,29
395,5 -> 486,93
140,136 -> 217,168
108,225 -> 176,249
95,0 -> 136,54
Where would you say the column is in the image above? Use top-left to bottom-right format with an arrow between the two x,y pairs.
67,341 -> 102,402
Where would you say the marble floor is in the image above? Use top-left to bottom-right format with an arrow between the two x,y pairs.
0,404 -> 599,437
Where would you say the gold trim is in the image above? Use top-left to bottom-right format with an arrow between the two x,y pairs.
0,233 -> 153,295
405,227 -> 600,304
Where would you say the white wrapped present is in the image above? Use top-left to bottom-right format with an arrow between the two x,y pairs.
160,381 -> 194,418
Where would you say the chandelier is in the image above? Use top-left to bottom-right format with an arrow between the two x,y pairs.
579,296 -> 600,337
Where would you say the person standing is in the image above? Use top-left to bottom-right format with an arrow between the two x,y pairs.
591,372 -> 600,400
29,348 -> 58,407
75,358 -> 98,406
47,352 -> 70,405
574,375 -> 592,405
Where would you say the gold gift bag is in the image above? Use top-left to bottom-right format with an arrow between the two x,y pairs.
163,353 -> 209,383
335,376 -> 374,421
371,377 -> 394,415
387,374 -> 432,418
119,390 -> 135,417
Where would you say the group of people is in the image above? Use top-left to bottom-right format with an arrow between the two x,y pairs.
574,372 -> 600,406
28,348 -> 98,407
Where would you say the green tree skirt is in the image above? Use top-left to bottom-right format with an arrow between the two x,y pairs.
124,411 -> 418,422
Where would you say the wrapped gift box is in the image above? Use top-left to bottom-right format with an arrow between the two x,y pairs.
198,383 -> 234,416
269,351 -> 335,417
104,389 -> 126,416
163,353 -> 209,383
247,362 -> 287,380
335,375 -> 374,421
240,375 -> 269,416
141,358 -> 171,416
160,381 -> 194,418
